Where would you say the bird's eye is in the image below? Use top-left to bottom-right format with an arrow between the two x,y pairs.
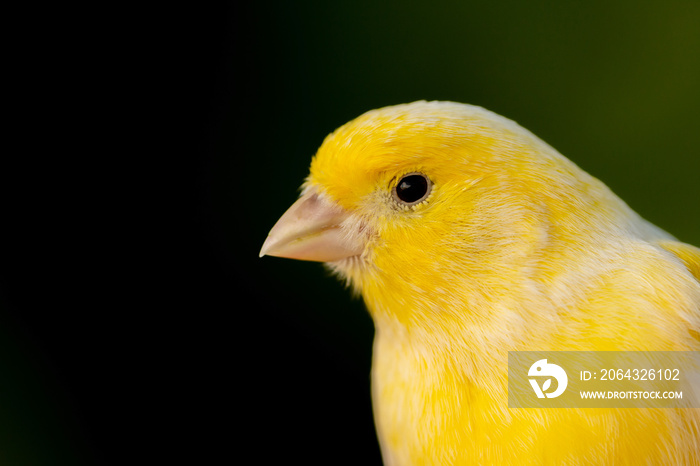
392,173 -> 432,207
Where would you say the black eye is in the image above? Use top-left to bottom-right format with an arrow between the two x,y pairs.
393,173 -> 432,206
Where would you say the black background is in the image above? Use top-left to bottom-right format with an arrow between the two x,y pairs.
3,2 -> 699,464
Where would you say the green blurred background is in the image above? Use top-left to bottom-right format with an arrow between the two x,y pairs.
4,1 -> 700,464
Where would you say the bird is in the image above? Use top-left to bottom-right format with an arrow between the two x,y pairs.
259,101 -> 700,465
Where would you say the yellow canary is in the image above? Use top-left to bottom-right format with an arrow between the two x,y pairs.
260,101 -> 700,465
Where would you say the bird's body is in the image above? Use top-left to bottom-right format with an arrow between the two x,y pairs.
261,101 -> 700,465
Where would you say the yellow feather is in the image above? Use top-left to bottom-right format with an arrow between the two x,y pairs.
658,240 -> 700,284
290,101 -> 699,464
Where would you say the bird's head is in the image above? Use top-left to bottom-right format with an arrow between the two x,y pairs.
260,101 -> 634,324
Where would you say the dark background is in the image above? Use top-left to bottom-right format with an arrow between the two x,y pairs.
3,1 -> 699,464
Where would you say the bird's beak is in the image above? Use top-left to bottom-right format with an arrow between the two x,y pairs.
259,190 -> 365,262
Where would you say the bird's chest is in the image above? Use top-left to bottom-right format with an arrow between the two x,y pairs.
370,334 -> 505,466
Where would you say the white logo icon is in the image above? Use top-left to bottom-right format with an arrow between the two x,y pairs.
528,359 -> 568,398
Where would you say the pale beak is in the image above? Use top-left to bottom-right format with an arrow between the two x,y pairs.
259,190 -> 365,262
